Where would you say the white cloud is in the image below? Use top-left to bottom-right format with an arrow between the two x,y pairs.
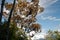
27,0 -> 58,8
55,19 -> 60,21
31,32 -> 46,40
39,0 -> 58,8
39,16 -> 60,21
31,29 -> 47,40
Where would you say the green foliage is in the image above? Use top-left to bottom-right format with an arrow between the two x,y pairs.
0,22 -> 8,40
0,22 -> 28,40
9,22 -> 28,40
46,30 -> 60,40
54,31 -> 60,40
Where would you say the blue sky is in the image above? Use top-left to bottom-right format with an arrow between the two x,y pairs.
36,0 -> 60,32
0,0 -> 60,32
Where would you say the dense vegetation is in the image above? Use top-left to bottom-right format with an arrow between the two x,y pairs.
45,30 -> 60,40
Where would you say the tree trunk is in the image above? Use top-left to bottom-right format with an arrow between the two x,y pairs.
0,0 -> 5,24
6,0 -> 16,40
0,0 -> 5,39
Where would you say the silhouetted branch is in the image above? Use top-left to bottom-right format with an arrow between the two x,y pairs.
6,0 -> 16,40
0,0 -> 5,23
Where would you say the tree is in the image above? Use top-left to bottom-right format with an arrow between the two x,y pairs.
9,21 -> 28,40
0,0 -> 44,40
45,30 -> 54,40
6,0 -> 16,40
0,0 -> 16,40
45,30 -> 60,40
5,0 -> 43,33
0,0 -> 6,39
